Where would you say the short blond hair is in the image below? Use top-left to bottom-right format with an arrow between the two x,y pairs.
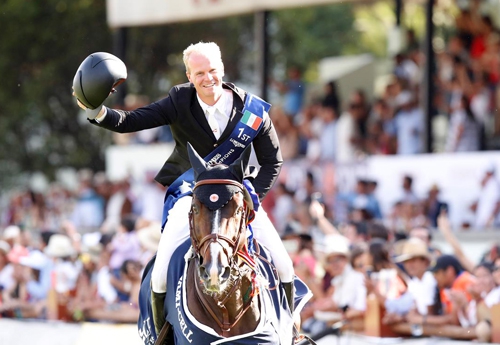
183,42 -> 223,73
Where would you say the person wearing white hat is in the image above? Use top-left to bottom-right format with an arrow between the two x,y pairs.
44,234 -> 80,296
2,225 -> 21,248
18,250 -> 52,301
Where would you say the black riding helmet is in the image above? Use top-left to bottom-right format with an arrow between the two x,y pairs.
73,52 -> 127,109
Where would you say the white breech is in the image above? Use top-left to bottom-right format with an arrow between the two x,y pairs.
150,195 -> 294,293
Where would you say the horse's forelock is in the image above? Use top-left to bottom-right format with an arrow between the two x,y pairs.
193,164 -> 245,211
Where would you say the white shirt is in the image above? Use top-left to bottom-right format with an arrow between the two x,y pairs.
331,265 -> 367,311
407,271 -> 437,315
475,176 -> 500,229
395,107 -> 424,155
0,264 -> 14,291
197,89 -> 233,138
97,266 -> 118,304
336,112 -> 357,164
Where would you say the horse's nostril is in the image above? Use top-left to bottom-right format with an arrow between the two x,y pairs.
199,266 -> 209,280
221,266 -> 230,280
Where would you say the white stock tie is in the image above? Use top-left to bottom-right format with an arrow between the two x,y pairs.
206,108 -> 221,140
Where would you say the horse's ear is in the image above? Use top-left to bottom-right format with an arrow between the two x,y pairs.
187,142 -> 208,180
229,146 -> 251,182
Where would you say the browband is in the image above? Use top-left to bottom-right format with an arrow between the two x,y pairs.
193,179 -> 244,192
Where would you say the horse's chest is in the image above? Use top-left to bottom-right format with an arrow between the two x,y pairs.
166,271 -> 281,345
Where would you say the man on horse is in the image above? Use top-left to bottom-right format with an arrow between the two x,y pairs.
75,42 -> 296,338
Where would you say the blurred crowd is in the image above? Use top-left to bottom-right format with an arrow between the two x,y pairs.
1,2 -> 500,342
0,169 -> 165,323
286,203 -> 500,342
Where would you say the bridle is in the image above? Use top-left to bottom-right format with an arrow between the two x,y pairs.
188,178 -> 258,336
189,179 -> 248,260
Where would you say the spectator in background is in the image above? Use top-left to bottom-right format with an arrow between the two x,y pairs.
422,184 -> 449,228
272,107 -> 301,160
445,94 -> 480,152
470,163 -> 500,229
350,244 -> 369,276
70,170 -> 105,232
342,221 -> 368,247
366,239 -> 407,302
470,16 -> 499,61
370,98 -> 396,147
137,222 -> 161,267
455,263 -> 500,330
2,225 -> 21,249
69,243 -> 103,321
399,175 -> 419,205
339,178 -> 382,220
291,234 -> 318,287
302,235 -> 366,332
322,81 -> 341,117
108,215 -> 141,277
44,234 -> 80,320
134,171 -> 166,224
409,226 -> 441,262
336,98 -> 362,164
384,238 -> 437,324
426,254 -> 476,326
101,178 -> 134,234
272,183 -> 296,236
318,102 -> 337,162
1,250 -> 52,319
0,241 -> 14,295
350,89 -> 371,141
470,73 -> 491,150
393,53 -> 420,88
1,246 -> 29,317
274,66 -> 305,119
394,91 -> 424,155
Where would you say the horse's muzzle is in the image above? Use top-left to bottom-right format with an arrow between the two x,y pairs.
199,262 -> 231,292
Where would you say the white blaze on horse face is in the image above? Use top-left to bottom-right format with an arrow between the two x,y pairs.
209,209 -> 223,287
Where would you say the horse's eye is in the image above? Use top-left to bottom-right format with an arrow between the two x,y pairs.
192,205 -> 200,215
235,206 -> 243,216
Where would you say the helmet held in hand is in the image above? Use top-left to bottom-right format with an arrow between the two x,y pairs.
73,52 -> 127,109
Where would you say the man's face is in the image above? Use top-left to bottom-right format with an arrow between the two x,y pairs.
403,257 -> 428,278
186,52 -> 224,105
433,266 -> 454,289
324,254 -> 347,276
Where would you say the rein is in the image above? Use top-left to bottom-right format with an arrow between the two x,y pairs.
193,263 -> 256,336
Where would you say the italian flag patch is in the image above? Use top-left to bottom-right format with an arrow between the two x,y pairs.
241,110 -> 263,131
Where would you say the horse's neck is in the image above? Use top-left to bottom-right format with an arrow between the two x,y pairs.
187,262 -> 260,337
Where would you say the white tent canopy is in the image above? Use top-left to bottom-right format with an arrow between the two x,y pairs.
106,0 -> 363,28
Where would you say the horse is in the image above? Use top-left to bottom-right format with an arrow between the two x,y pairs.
138,144 -> 311,345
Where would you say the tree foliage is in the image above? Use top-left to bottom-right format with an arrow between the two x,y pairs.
0,1 -> 358,189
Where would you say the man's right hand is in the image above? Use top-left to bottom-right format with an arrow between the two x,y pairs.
72,88 -> 106,120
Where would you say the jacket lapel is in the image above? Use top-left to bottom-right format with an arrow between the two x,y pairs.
218,84 -> 245,142
189,90 -> 216,139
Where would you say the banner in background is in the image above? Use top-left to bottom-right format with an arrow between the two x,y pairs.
106,0 -> 352,28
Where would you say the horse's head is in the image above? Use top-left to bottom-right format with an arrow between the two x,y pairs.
187,144 -> 254,296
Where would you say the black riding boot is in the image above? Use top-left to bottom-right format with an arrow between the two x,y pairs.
282,281 -> 295,314
151,290 -> 167,338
